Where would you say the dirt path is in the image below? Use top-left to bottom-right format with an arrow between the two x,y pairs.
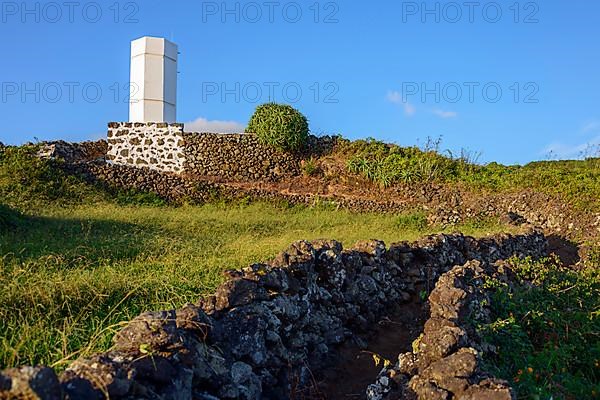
316,297 -> 428,399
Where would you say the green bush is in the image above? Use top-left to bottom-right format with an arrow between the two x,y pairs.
246,103 -> 309,152
477,257 -> 600,399
0,145 -> 101,206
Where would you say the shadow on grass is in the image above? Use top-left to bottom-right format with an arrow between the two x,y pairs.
0,213 -> 158,269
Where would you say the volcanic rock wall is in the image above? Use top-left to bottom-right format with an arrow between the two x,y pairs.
0,231 -> 547,400
182,132 -> 302,181
106,122 -> 186,173
37,140 -> 107,164
105,122 -> 339,181
367,259 -> 520,400
67,160 -> 416,213
67,161 -> 219,203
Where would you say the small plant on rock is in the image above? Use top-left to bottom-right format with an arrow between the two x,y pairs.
301,157 -> 320,177
246,103 -> 309,152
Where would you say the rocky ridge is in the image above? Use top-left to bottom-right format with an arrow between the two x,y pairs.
0,231 -> 547,399
367,258 -> 522,400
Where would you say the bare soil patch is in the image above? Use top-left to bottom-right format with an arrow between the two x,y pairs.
317,295 -> 427,400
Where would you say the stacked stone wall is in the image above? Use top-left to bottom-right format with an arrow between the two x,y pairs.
182,132 -> 302,181
0,232 -> 547,400
104,122 -> 338,181
106,122 -> 186,173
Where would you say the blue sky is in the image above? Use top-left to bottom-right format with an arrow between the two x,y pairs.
1,0 -> 599,164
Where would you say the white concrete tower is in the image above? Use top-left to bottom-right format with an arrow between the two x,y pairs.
129,36 -> 178,122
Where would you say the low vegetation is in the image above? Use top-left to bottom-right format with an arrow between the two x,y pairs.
339,137 -> 600,211
343,137 -> 478,186
477,256 -> 600,399
0,145 -> 104,207
1,130 -> 598,400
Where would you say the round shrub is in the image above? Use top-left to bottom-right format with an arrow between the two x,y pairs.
246,103 -> 309,152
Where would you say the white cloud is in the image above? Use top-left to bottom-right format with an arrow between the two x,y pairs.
386,91 -> 402,104
403,102 -> 416,116
542,135 -> 600,159
184,117 -> 245,133
386,90 -> 416,116
582,120 -> 600,133
432,109 -> 458,119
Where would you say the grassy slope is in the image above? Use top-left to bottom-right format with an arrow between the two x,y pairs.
0,202 -> 512,369
341,138 -> 600,211
1,141 -> 598,399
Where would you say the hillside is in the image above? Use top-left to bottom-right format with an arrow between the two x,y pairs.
0,136 -> 598,399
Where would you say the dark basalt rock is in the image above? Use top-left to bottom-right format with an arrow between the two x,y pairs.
215,279 -> 269,311
37,140 -> 107,163
367,259 -> 522,400
1,366 -> 62,400
0,232 -> 547,399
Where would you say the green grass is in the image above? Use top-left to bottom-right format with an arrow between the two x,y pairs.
0,144 -> 166,209
477,256 -> 600,400
343,137 -> 476,186
0,145 -> 104,207
0,204 -> 21,232
0,139 -> 596,380
459,158 -> 600,211
338,138 -> 600,212
0,201 -> 513,370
